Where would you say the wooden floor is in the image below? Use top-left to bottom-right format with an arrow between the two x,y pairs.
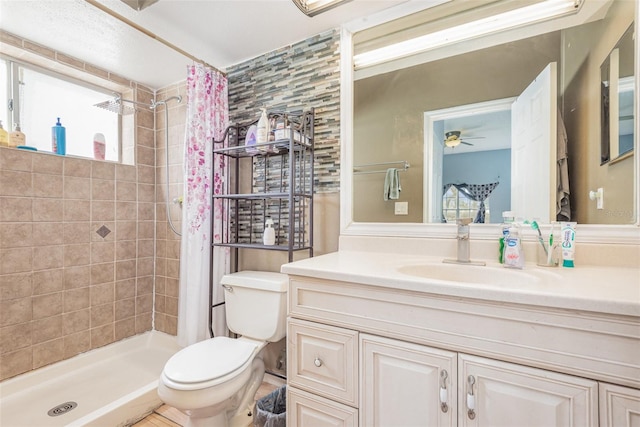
132,381 -> 280,427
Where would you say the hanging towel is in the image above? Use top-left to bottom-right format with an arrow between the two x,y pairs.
556,108 -> 571,221
383,168 -> 401,201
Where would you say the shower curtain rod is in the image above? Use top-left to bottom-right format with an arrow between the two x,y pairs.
84,0 -> 225,76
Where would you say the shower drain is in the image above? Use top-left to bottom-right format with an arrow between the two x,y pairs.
47,401 -> 78,417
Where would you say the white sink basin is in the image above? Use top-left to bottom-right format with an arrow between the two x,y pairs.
397,263 -> 542,287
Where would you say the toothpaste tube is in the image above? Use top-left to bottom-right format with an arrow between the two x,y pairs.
560,222 -> 576,268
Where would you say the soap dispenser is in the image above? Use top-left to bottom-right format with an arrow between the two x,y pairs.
263,218 -> 276,245
9,123 -> 25,148
52,118 -> 66,155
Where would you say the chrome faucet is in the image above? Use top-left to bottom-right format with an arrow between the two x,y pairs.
443,218 -> 486,266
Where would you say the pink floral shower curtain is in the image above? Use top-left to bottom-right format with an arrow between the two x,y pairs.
178,63 -> 229,347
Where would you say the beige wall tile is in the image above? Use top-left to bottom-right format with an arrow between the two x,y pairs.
64,158 -> 91,177
63,266 -> 90,290
115,221 -> 136,241
116,181 -> 137,201
32,292 -> 62,320
64,287 -> 90,312
115,259 -> 136,281
91,282 -> 114,306
114,318 -> 135,341
166,258 -> 180,279
0,223 -> 32,248
64,243 -> 91,267
64,176 -> 91,200
0,148 -> 32,172
138,258 -> 153,277
34,222 -> 65,246
135,313 -> 152,334
166,296 -> 178,317
0,170 -> 32,197
32,314 -> 62,344
137,276 -> 153,296
64,330 -> 90,358
137,183 -> 154,203
0,297 -> 31,327
115,164 -> 137,182
136,293 -> 153,313
1,348 -> 32,380
91,178 -> 115,201
32,152 -> 63,174
33,269 -> 63,295
33,174 -> 63,198
137,127 -> 154,148
91,303 -> 114,327
116,240 -> 136,261
138,202 -> 154,221
33,246 -> 63,271
155,295 -> 165,313
63,221 -> 90,244
32,199 -> 63,222
138,221 -> 154,239
91,241 -> 115,264
137,239 -> 154,258
0,272 -> 32,300
91,262 -> 115,285
92,201 -> 116,222
116,202 -> 137,221
62,309 -> 90,335
64,200 -> 90,221
115,298 -> 135,321
0,197 -> 32,222
0,322 -> 32,354
0,247 -> 33,274
154,276 -> 166,295
166,277 -> 179,298
137,165 -> 155,184
90,323 -> 114,349
136,146 -> 155,166
92,161 -> 115,180
24,40 -> 55,60
115,278 -> 136,300
91,222 -> 115,242
32,338 -> 64,369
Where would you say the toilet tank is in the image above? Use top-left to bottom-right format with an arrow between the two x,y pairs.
220,271 -> 288,342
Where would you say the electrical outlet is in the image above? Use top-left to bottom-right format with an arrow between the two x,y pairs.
394,201 -> 408,215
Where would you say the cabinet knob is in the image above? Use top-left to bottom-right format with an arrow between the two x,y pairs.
314,357 -> 323,367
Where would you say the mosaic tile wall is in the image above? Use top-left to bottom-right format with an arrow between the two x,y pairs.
226,29 -> 341,193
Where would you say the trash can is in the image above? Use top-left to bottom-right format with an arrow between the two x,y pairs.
254,385 -> 286,427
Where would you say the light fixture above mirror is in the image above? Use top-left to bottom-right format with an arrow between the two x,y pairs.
354,0 -> 583,68
292,0 -> 353,17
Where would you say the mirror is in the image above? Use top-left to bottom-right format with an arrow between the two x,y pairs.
601,23 -> 635,164
348,0 -> 637,227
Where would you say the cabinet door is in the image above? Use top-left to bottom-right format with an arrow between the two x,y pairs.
459,354 -> 598,427
288,318 -> 358,406
360,334 -> 457,427
288,386 -> 358,427
600,383 -> 640,427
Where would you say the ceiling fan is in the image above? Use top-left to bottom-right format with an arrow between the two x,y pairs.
444,130 -> 484,148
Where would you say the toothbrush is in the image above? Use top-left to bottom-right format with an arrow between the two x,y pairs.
531,221 -> 548,256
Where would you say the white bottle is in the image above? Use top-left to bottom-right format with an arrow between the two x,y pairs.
263,218 -> 276,245
503,226 -> 525,269
256,108 -> 269,151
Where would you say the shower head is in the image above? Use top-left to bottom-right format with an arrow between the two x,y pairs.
94,96 -> 136,115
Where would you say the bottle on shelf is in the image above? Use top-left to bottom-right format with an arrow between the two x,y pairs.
52,118 -> 66,155
0,120 -> 9,147
9,123 -> 25,148
263,218 -> 276,246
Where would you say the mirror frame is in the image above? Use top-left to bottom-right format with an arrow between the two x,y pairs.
340,2 -> 640,244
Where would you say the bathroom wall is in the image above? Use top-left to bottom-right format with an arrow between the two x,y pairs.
0,89 -> 157,381
152,82 -> 187,336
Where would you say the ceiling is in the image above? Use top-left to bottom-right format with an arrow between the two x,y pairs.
0,0 -> 409,89
442,109 -> 511,155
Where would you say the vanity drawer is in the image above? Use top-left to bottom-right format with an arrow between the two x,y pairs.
287,318 -> 358,407
288,386 -> 358,427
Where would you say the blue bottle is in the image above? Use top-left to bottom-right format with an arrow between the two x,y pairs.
52,118 -> 66,155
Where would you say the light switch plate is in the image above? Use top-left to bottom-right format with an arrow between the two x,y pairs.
395,201 -> 408,215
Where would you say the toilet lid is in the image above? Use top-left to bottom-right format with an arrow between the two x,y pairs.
163,337 -> 258,384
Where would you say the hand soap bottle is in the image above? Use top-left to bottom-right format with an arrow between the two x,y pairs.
256,108 -> 269,152
263,218 -> 276,245
499,211 -> 515,263
9,123 -> 25,148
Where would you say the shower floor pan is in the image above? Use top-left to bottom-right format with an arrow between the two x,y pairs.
0,331 -> 181,427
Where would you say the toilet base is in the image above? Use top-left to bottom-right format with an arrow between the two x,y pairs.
181,405 -> 252,427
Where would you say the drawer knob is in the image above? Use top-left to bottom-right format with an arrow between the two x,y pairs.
314,357 -> 323,367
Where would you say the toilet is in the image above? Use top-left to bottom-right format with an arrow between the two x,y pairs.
158,271 -> 288,427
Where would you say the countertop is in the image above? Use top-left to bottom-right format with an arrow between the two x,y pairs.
281,250 -> 640,317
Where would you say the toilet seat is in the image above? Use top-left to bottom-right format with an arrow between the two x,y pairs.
162,337 -> 262,390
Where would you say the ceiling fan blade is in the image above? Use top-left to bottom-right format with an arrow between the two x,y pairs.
461,141 -> 474,146
460,136 -> 485,140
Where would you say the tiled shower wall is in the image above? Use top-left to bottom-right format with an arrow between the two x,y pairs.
152,82 -> 187,336
0,86 -> 157,381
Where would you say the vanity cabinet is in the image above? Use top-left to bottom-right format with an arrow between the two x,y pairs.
599,383 -> 640,427
285,275 -> 639,426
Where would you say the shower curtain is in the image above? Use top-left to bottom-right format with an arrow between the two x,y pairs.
178,63 -> 229,347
